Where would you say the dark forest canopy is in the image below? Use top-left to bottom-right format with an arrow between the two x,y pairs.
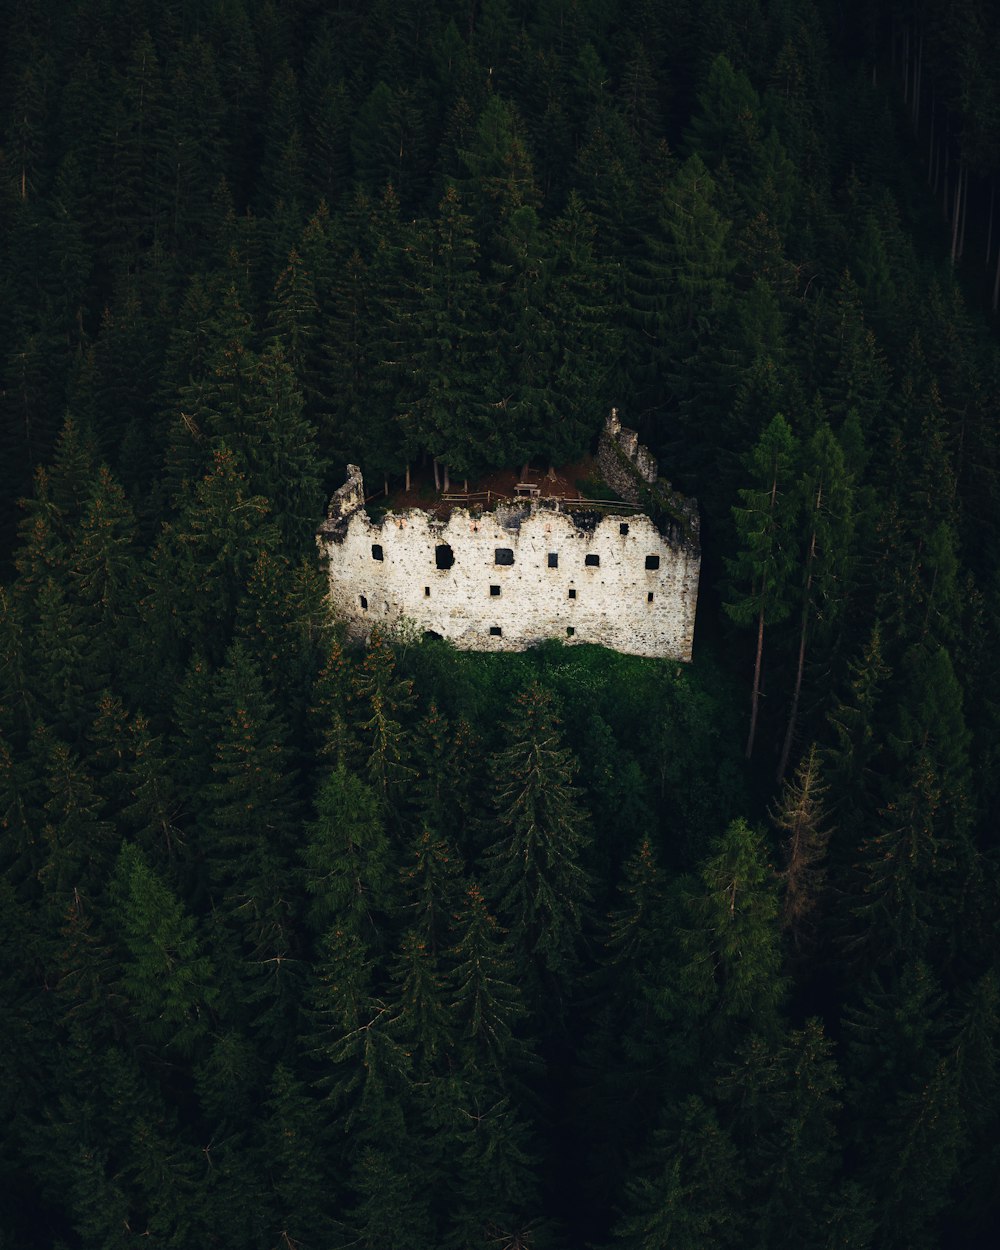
2,1 -> 1000,1247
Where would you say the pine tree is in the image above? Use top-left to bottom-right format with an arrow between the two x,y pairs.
399,826 -> 466,954
442,1077 -> 542,1250
257,1062 -> 334,1247
388,928 -> 455,1076
480,683 -> 592,996
67,465 -> 139,687
459,94 -> 541,248
302,765 -> 393,943
109,842 -> 217,1056
266,246 -> 322,413
119,712 -> 187,871
388,186 -> 494,479
724,413 -> 800,758
232,341 -> 326,552
202,643 -> 300,959
842,641 -> 974,974
37,736 -> 116,920
613,1096 -> 745,1250
680,817 -> 786,1038
154,36 -> 226,258
684,53 -> 763,186
777,417 -> 855,781
309,636 -> 358,769
448,882 -> 527,1076
351,628 -> 417,812
713,1020 -> 844,1248
655,152 -> 735,362
144,446 -> 278,667
769,743 -> 831,951
535,192 -> 620,467
577,836 -> 674,1203
28,576 -> 99,743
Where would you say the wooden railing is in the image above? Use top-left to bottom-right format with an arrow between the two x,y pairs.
436,489 -> 639,512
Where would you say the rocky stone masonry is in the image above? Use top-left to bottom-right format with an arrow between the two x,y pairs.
598,408 -> 658,501
317,436 -> 701,661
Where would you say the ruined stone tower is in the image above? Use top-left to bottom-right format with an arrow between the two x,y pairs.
317,414 -> 700,660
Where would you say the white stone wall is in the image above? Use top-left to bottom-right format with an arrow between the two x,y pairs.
318,500 -> 699,661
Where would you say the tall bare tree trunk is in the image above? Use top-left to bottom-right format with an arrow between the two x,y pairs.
433,457 -> 441,491
951,163 -> 963,263
778,514 -> 819,784
902,25 -> 909,105
992,243 -> 1000,311
943,131 -> 951,218
958,165 -> 969,260
929,95 -> 936,188
746,599 -> 766,761
405,462 -> 411,492
443,464 -> 450,492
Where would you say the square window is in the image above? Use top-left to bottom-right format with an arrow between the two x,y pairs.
436,544 -> 455,569
566,626 -> 575,637
548,552 -> 558,568
359,595 -> 368,610
585,553 -> 600,567
620,523 -> 629,536
645,554 -> 660,570
568,588 -> 576,599
424,586 -> 431,597
647,592 -> 654,603
490,585 -> 501,596
495,548 -> 514,566
371,543 -> 384,560
489,626 -> 502,636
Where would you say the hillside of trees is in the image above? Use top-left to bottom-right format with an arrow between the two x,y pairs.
2,1 -> 1000,1247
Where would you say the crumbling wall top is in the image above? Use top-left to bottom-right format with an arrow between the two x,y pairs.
328,464 -> 364,520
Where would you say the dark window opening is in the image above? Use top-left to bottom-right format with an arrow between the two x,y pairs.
620,523 -> 629,536
495,547 -> 514,566
585,553 -> 600,567
489,626 -> 502,636
647,592 -> 654,603
568,588 -> 577,599
645,554 -> 660,570
424,586 -> 431,597
566,626 -> 575,637
490,585 -> 501,597
435,544 -> 455,570
548,552 -> 558,568
371,543 -> 384,560
359,595 -> 368,610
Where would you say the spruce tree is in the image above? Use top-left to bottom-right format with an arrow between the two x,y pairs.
769,743 -> 832,951
109,842 -> 217,1057
480,683 -> 592,998
613,1096 -> 745,1250
680,817 -> 786,1038
724,413 -> 800,758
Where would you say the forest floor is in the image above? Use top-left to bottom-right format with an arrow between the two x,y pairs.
380,453 -> 601,518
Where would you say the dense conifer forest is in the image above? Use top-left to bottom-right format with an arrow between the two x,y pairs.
3,1 -> 1000,1246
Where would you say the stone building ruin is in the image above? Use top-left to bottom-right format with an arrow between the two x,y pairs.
316,414 -> 701,661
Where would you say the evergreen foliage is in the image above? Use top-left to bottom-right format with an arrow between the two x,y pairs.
2,2 -> 1000,1246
